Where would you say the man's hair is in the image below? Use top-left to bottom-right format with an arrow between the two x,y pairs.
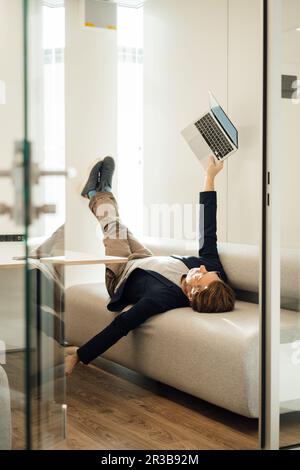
190,280 -> 235,313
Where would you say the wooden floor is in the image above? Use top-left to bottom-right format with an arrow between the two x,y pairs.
5,351 -> 300,449
57,359 -> 259,450
5,352 -> 259,450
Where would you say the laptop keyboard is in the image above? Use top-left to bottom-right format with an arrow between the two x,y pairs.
195,113 -> 234,159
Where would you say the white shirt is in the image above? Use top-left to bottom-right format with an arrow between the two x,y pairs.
115,256 -> 189,291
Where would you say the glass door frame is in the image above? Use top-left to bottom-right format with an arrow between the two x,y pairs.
259,0 -> 300,450
260,0 -> 281,451
23,0 -> 32,451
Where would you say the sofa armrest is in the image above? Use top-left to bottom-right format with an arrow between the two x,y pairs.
0,365 -> 12,450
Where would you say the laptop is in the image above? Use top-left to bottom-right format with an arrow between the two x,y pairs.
181,92 -> 238,166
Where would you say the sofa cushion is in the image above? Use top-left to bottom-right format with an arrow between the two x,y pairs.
65,282 -> 300,418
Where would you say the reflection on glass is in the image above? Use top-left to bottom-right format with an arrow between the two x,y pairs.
0,0 -> 26,451
0,259 -> 26,450
25,0 -> 66,449
279,0 -> 300,448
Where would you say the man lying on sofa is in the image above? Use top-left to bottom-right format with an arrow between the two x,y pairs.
65,155 -> 235,375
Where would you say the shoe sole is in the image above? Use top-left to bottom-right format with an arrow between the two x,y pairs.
98,156 -> 115,191
79,157 -> 103,199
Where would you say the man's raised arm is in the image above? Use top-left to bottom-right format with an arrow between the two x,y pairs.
198,156 -> 224,257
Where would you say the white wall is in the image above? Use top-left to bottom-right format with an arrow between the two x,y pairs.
143,0 -> 263,246
65,0 -> 117,286
143,0 -> 228,242
227,0 -> 263,244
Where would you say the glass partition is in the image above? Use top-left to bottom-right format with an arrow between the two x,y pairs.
0,0 -> 67,450
262,0 -> 300,450
1,0 -> 266,451
24,0 -> 67,449
279,0 -> 300,448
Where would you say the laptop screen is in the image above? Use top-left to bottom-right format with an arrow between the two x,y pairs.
209,92 -> 238,148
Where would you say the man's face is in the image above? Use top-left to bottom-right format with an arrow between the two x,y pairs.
181,266 -> 221,301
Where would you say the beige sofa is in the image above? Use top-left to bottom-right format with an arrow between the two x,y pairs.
0,365 -> 11,450
65,239 -> 300,418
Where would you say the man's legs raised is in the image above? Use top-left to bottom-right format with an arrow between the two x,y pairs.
89,191 -> 153,295
89,191 -> 130,295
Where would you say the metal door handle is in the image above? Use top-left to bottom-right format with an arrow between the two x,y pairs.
31,163 -> 75,184
0,141 -> 76,225
34,204 -> 57,218
0,167 -> 73,181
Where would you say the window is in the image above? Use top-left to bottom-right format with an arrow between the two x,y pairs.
42,5 -> 65,236
117,5 -> 144,237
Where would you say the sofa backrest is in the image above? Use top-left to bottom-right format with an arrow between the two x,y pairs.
143,237 -> 300,306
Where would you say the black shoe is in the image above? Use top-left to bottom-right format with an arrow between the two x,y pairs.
97,156 -> 115,192
81,160 -> 103,198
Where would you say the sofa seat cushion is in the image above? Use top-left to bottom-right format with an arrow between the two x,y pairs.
65,283 -> 300,418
